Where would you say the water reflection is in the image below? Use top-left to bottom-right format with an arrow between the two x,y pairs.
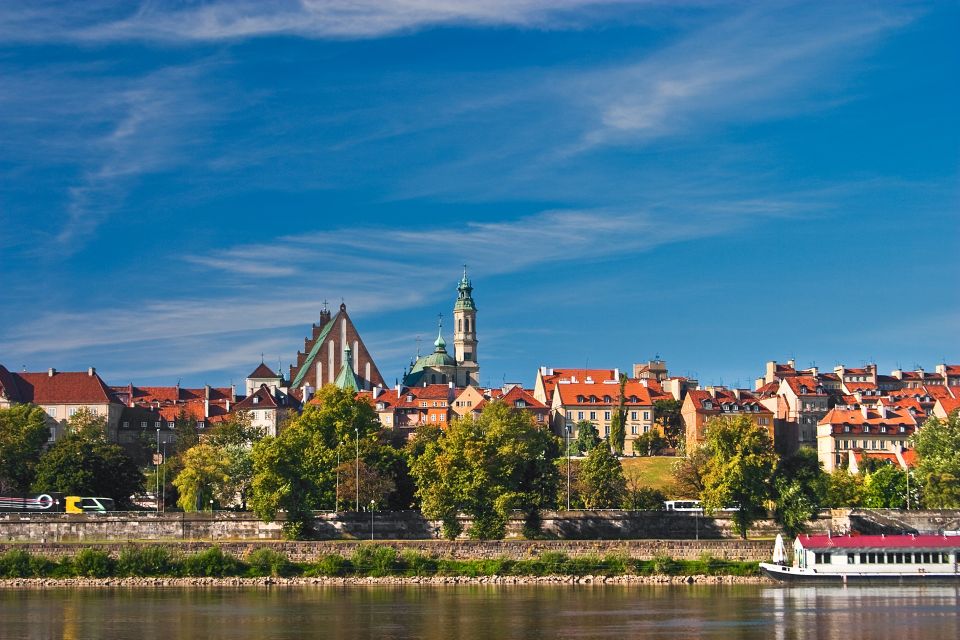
0,585 -> 957,640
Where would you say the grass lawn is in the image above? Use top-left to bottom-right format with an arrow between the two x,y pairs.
620,456 -> 677,494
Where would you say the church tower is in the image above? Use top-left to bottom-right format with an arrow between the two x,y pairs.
453,267 -> 480,387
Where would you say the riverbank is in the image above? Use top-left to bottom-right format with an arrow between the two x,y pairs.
0,574 -> 772,588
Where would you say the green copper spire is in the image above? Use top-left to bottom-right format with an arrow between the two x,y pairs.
434,314 -> 446,351
454,265 -> 476,311
333,344 -> 362,392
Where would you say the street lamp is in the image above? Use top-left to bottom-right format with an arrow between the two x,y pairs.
355,427 -> 360,511
155,428 -> 160,513
335,447 -> 340,512
565,424 -> 571,511
370,499 -> 375,540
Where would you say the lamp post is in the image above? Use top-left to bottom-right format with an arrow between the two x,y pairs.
355,427 -> 360,512
565,424 -> 571,511
161,441 -> 166,513
370,499 -> 375,540
155,428 -> 160,513
335,448 -> 340,512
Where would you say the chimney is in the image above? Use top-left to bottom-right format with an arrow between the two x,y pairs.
860,405 -> 869,420
373,385 -> 382,400
48,367 -> 56,377
787,359 -> 796,369
809,367 -> 818,377
539,366 -> 546,376
395,383 -> 401,397
613,368 -> 619,381
204,384 -> 211,418
87,366 -> 95,377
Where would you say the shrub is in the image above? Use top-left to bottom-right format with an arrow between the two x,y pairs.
73,549 -> 115,578
0,549 -> 33,578
650,554 -> 680,575
117,547 -> 176,577
306,554 -> 351,577
181,547 -> 243,577
400,550 -> 437,577
351,545 -> 399,577
533,552 -> 570,575
600,553 -> 630,576
246,548 -> 295,577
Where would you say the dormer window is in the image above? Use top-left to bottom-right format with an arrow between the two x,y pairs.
844,425 -> 850,433
515,400 -> 526,408
603,395 -> 611,403
253,396 -> 260,404
703,401 -> 712,410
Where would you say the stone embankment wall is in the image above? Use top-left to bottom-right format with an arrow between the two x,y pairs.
0,510 -> 806,543
0,539 -> 773,562
4,507 -> 949,545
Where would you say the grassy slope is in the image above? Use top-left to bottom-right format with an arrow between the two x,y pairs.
621,456 -> 677,494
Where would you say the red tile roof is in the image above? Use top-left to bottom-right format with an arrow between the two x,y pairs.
0,365 -> 22,402
555,379 -> 656,406
234,384 -> 280,410
936,397 -> 960,415
785,376 -> 826,396
12,370 -> 116,404
248,363 -> 278,379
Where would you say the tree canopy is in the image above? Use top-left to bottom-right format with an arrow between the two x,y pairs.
699,415 -> 777,539
0,405 -> 50,494
772,448 -> 826,537
608,374 -> 627,455
653,398 -> 684,451
574,420 -> 600,455
410,401 -> 560,539
912,411 -> 960,508
31,409 -> 142,506
577,441 -> 626,509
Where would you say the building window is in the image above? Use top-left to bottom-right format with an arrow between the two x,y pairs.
643,411 -> 650,420
604,411 -> 610,420
440,414 -> 445,422
46,407 -> 57,418
197,421 -> 205,429
253,396 -> 260,404
578,411 -> 584,420
69,407 -> 78,417
631,426 -> 637,435
140,421 -> 147,428
48,427 -> 56,442
430,414 -> 436,423
167,421 -> 175,429
122,421 -> 129,428
590,412 -> 596,420
421,402 -> 428,408
566,411 -> 573,419
631,411 -> 637,420
155,421 -> 161,429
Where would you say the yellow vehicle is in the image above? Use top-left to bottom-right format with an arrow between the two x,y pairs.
65,496 -> 116,513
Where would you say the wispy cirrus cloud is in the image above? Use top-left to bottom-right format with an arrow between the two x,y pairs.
0,0 -> 642,43
0,202 -> 808,378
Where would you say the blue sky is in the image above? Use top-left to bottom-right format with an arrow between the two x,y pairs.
0,1 -> 957,390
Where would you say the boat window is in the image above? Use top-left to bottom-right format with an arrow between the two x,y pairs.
868,553 -> 876,563
860,553 -> 868,564
915,553 -> 922,563
895,553 -> 903,563
877,554 -> 885,564
904,554 -> 911,564
923,553 -> 931,563
886,553 -> 895,563
847,553 -> 855,564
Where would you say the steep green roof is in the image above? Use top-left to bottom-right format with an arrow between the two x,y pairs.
333,345 -> 362,392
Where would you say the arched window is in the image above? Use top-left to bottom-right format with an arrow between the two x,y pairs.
465,318 -> 470,333
458,319 -> 462,332
431,374 -> 437,384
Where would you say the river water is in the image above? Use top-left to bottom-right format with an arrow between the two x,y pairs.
1,584 -> 957,639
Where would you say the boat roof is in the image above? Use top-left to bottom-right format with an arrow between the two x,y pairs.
797,534 -> 960,550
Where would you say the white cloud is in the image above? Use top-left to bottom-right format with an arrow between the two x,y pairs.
0,0 -> 641,43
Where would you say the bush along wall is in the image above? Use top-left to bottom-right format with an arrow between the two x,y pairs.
0,546 -> 759,579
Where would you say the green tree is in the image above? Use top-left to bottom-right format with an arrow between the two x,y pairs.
653,399 -> 684,450
411,402 -> 560,539
577,441 -> 626,509
172,409 -> 200,456
825,470 -> 862,507
173,443 -> 231,511
609,374 -> 627,455
249,386 -> 382,537
574,420 -> 600,455
622,467 -> 666,510
205,415 -> 263,509
671,446 -> 710,498
912,411 -> 960,508
700,415 -> 777,539
31,409 -> 142,506
636,428 -> 668,456
0,405 -> 50,494
862,464 -> 911,509
772,448 -> 826,537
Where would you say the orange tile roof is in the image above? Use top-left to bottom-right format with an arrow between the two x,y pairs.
555,379 -> 655,406
785,376 -> 827,396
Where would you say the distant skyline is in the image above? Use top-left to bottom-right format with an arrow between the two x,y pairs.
0,1 -> 957,390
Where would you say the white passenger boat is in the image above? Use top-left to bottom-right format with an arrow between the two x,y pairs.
760,533 -> 960,583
